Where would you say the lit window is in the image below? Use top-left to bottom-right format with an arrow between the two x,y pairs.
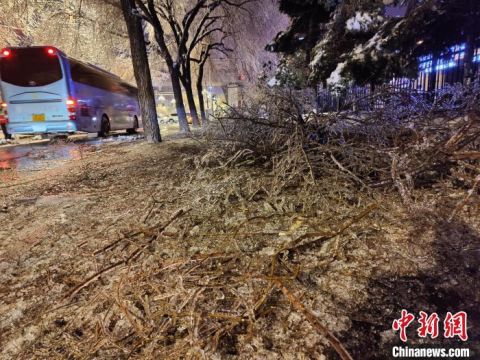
435,59 -> 458,71
419,61 -> 433,73
473,48 -> 480,63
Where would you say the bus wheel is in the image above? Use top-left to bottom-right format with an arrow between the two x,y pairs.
98,115 -> 110,138
127,116 -> 138,135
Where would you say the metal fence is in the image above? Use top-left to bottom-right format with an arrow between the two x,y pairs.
317,42 -> 480,112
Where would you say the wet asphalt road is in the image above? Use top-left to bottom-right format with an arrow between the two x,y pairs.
0,133 -> 143,173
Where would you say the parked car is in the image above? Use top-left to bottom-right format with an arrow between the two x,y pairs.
159,113 -> 193,125
160,113 -> 178,124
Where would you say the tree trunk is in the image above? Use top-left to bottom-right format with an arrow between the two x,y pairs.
170,65 -> 190,133
197,60 -> 209,123
196,64 -> 207,123
180,63 -> 200,127
197,82 -> 207,124
182,79 -> 200,127
121,0 -> 161,143
464,33 -> 475,85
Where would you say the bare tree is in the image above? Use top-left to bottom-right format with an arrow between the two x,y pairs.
194,38 -> 231,122
133,0 -> 250,130
177,7 -> 223,127
133,0 -> 205,132
121,0 -> 162,142
178,1 -> 250,125
207,0 -> 288,84
153,1 -> 214,127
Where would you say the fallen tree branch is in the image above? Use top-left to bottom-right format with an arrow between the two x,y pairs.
278,203 -> 378,254
68,208 -> 190,300
330,153 -> 367,188
448,175 -> 480,222
273,279 -> 354,360
94,208 -> 189,255
451,151 -> 480,160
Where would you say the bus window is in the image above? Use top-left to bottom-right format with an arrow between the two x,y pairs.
0,47 -> 62,87
70,59 -> 120,93
70,60 -> 103,89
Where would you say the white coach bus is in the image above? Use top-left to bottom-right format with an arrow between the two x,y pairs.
0,46 -> 140,136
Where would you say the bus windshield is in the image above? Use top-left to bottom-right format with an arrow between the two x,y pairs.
0,47 -> 63,87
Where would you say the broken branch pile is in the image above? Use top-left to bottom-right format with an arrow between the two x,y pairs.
7,83 -> 479,359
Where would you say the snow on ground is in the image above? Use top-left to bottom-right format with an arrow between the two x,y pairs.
0,133 -> 478,359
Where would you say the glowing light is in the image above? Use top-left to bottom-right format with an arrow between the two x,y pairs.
435,60 -> 457,71
2,49 -> 10,57
419,59 -> 433,74
66,97 -> 76,114
418,43 -> 470,74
